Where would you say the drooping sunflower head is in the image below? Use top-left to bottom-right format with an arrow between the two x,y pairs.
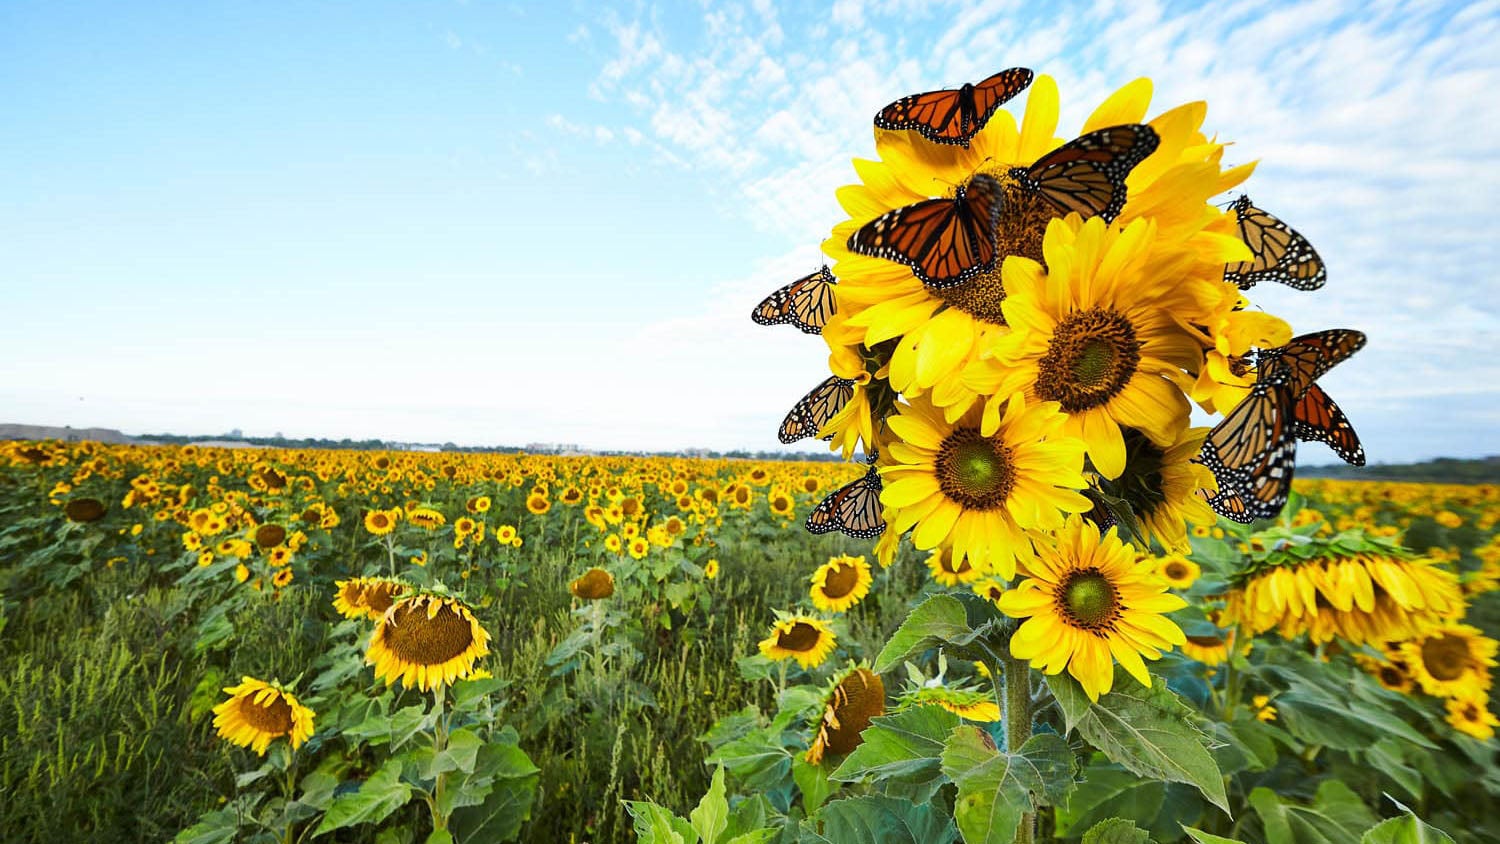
999,514 -> 1187,701
759,614 -> 838,669
570,567 -> 615,601
63,497 -> 107,523
332,576 -> 410,621
211,676 -> 315,756
903,686 -> 1001,723
367,594 -> 491,692
1180,631 -> 1236,667
253,523 -> 286,549
806,665 -> 886,764
407,507 -> 446,530
809,554 -> 873,613
881,393 -> 1090,579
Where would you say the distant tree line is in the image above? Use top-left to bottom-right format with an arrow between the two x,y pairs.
1300,455 -> 1500,485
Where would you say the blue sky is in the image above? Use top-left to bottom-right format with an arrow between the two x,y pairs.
2,0 -> 1497,462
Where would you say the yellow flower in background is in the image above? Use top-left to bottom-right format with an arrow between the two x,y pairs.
759,615 -> 838,669
881,393 -> 1090,579
332,576 -> 409,622
907,687 -> 1001,723
1252,694 -> 1278,722
211,677 -> 315,756
1354,653 -> 1415,695
999,515 -> 1187,701
1180,631 -> 1238,667
810,554 -> 873,613
526,493 -> 551,516
570,567 -> 615,600
704,558 -> 720,580
1155,554 -> 1200,590
367,594 -> 491,692
364,508 -> 399,536
1446,694 -> 1499,740
407,507 -> 445,530
1399,624 -> 1497,699
627,536 -> 650,559
926,546 -> 983,587
1435,510 -> 1463,528
1108,426 -> 1218,553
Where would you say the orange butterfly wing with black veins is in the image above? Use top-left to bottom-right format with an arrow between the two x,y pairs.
1011,124 -> 1161,221
1224,196 -> 1327,291
846,174 -> 1002,289
752,266 -> 837,334
1196,382 -> 1299,523
874,68 -> 1033,147
778,376 -> 856,444
1257,329 -> 1366,398
805,464 -> 885,538
1293,383 -> 1365,466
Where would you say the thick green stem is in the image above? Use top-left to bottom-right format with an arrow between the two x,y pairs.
430,690 -> 450,833
1004,655 -> 1034,844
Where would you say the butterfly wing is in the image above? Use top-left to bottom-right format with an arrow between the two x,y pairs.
1292,383 -> 1365,466
752,266 -> 837,334
1016,124 -> 1160,221
964,67 -> 1034,137
1197,383 -> 1298,523
1224,196 -> 1327,291
805,465 -> 886,538
778,377 -> 856,444
874,69 -> 1033,147
1258,329 -> 1366,398
846,175 -> 1000,289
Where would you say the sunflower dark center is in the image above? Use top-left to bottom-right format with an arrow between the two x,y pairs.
1035,308 -> 1141,412
236,694 -> 293,735
1058,568 -> 1120,630
777,621 -> 823,652
363,583 -> 405,614
935,428 -> 1016,509
1378,665 -> 1405,686
1164,561 -> 1189,581
1421,634 -> 1471,681
822,563 -> 861,599
384,601 -> 476,665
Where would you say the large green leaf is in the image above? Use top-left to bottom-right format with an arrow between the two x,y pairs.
799,796 -> 957,844
829,705 -> 959,785
793,758 -> 835,815
1056,765 -> 1165,836
449,733 -> 540,844
706,733 -> 793,792
872,595 -> 1005,673
1248,781 -> 1378,844
940,726 -> 1074,844
1360,809 -> 1456,844
624,801 -> 695,844
313,758 -> 414,836
690,766 -> 729,844
1182,827 -> 1247,843
1081,818 -> 1152,844
1048,670 -> 1228,814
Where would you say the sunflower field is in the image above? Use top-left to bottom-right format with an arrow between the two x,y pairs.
0,439 -> 1495,843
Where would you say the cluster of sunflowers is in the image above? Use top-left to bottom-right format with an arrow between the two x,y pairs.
755,70 -> 1326,700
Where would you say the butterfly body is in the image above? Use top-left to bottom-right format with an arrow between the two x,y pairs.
805,462 -> 886,538
1197,330 -> 1366,523
846,125 -> 1160,290
874,68 -> 1034,147
752,266 -> 838,334
779,376 -> 857,444
1223,196 -> 1327,291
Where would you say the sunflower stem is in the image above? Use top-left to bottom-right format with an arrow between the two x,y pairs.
1003,654 -> 1034,844
430,689 -> 450,833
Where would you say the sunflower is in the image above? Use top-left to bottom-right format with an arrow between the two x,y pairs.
526,493 -> 551,516
759,615 -> 838,669
971,578 -> 1007,605
1155,554 -> 1200,590
1100,427 -> 1217,552
63,497 -> 107,523
407,507 -> 446,530
272,569 -> 294,588
1187,287 -> 1293,415
768,487 -> 795,519
810,555 -> 873,613
364,508 -> 398,536
907,687 -> 1002,722
627,536 -> 650,560
367,594 -> 491,692
570,567 -> 615,601
704,558 -> 720,580
332,576 -> 410,621
824,76 -> 1251,418
1446,694 -> 1499,741
806,666 -> 886,764
1251,694 -> 1277,722
999,515 -> 1187,701
926,546 -> 983,587
968,217 -> 1233,480
1353,652 -> 1415,695
211,677 -> 315,756
1399,624 -> 1497,699
1180,631 -> 1236,667
254,523 -> 286,549
880,393 -> 1091,579
1220,545 -> 1464,646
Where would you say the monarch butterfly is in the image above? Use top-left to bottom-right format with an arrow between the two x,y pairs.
751,266 -> 838,334
1223,196 -> 1326,291
846,173 -> 1003,289
779,376 -> 856,444
1008,123 -> 1160,222
847,125 -> 1158,289
874,67 -> 1034,147
805,463 -> 885,538
1197,329 -> 1366,522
